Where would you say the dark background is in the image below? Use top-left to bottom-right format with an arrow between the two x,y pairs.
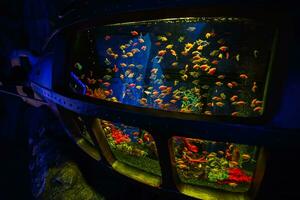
1,0 -> 299,199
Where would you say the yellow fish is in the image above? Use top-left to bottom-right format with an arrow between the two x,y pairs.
166,44 -> 173,49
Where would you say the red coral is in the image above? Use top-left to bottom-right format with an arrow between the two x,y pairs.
224,168 -> 252,184
111,128 -> 130,144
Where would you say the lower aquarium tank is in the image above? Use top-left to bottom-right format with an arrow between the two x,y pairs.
69,17 -> 275,117
171,136 -> 258,193
96,120 -> 162,186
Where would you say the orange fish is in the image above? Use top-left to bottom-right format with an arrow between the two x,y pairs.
193,64 -> 201,70
170,99 -> 177,104
211,60 -> 219,65
159,85 -> 167,90
126,52 -> 134,57
231,112 -> 239,116
240,74 -> 248,79
212,96 -> 222,101
231,81 -> 238,87
204,111 -> 212,115
154,98 -> 163,104
230,95 -> 238,102
200,64 -> 210,71
207,102 -> 213,107
197,45 -> 204,51
131,31 -> 139,36
253,106 -> 263,112
227,83 -> 234,88
215,102 -> 224,107
181,51 -> 189,56
170,49 -> 177,57
158,50 -> 167,56
219,46 -> 228,52
155,42 -> 161,46
132,132 -> 139,136
140,98 -> 147,104
252,81 -> 257,92
120,63 -> 127,67
104,90 -> 111,96
152,91 -> 159,96
182,96 -> 189,101
207,68 -> 216,75
192,55 -> 201,60
236,101 -> 246,105
113,65 -> 119,73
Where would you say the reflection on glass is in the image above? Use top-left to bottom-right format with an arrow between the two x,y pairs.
171,136 -> 258,192
101,120 -> 161,176
70,17 -> 274,117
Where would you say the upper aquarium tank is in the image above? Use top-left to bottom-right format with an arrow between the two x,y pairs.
69,17 -> 275,117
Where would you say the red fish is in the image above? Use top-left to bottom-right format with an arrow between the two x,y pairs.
253,106 -> 263,112
240,74 -> 248,79
141,46 -> 147,51
219,46 -> 228,52
230,95 -> 238,102
113,65 -> 119,73
159,85 -> 167,90
130,31 -> 139,36
200,64 -> 210,71
193,64 -> 201,70
211,60 -> 219,65
208,68 -> 216,75
103,82 -> 111,87
158,50 -> 167,56
128,83 -> 136,87
231,112 -> 239,116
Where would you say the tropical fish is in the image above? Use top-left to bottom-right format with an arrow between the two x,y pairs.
120,44 -> 127,50
132,131 -> 140,136
192,80 -> 199,85
240,74 -> 248,79
103,82 -> 111,87
210,50 -> 219,57
155,42 -> 161,46
219,46 -> 228,52
158,50 -> 167,56
128,83 -> 136,87
215,81 -> 223,86
205,32 -> 215,39
136,74 -> 143,82
106,48 -> 113,55
200,64 -> 210,71
113,65 -> 118,73
193,64 -> 200,70
136,64 -> 143,70
201,85 -> 210,89
141,45 -> 147,51
253,106 -> 263,112
131,48 -> 140,54
151,68 -> 158,74
254,50 -> 259,58
120,74 -> 124,80
159,85 -> 167,90
242,154 -> 251,160
128,72 -> 135,78
166,44 -> 173,49
157,35 -> 168,42
185,42 -> 194,50
87,78 -> 96,85
104,35 -> 111,40
126,52 -> 134,57
228,182 -> 238,187
131,31 -> 139,36
227,82 -> 233,88
74,62 -> 83,70
170,99 -> 177,104
125,70 -> 131,76
207,68 -> 216,75
104,58 -> 111,65
170,49 -> 177,57
140,98 -> 147,104
212,96 -> 222,101
230,95 -> 238,102
204,111 -> 212,115
231,112 -> 239,116
121,54 -> 128,58
172,62 -> 178,67
178,36 -> 185,43
220,93 -> 226,99
128,64 -> 135,67
217,75 -> 225,79
103,75 -> 112,81
111,54 -> 119,59
144,91 -> 151,95
120,63 -> 127,67
226,52 -> 230,59
197,45 -> 204,51
236,54 -> 240,62
181,51 -> 189,56
218,53 -> 223,59
236,101 -> 246,105
181,74 -> 188,81
138,38 -> 144,43
152,91 -> 159,96
190,71 -> 200,78
211,60 -> 219,65
252,81 -> 257,92
154,98 -> 163,104
136,85 -> 142,89
186,26 -> 196,32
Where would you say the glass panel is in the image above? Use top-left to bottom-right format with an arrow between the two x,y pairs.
75,116 -> 95,146
171,136 -> 258,193
69,17 -> 274,117
101,120 -> 161,177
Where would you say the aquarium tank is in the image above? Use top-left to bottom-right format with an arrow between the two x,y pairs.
171,136 -> 258,194
69,17 -> 274,117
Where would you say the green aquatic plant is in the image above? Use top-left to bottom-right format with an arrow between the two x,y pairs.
180,89 -> 202,112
